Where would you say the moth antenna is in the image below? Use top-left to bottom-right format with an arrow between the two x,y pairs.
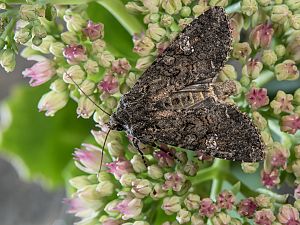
65,73 -> 111,116
98,129 -> 111,176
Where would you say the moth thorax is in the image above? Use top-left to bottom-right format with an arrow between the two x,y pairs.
108,113 -> 124,131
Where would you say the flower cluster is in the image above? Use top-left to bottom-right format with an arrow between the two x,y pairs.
2,0 -> 300,224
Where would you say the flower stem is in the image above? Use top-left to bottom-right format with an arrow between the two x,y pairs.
254,70 -> 275,87
210,159 -> 229,200
256,188 -> 289,203
225,1 -> 241,14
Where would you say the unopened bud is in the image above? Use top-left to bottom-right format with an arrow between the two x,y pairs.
274,60 -> 299,81
50,79 -> 67,92
63,65 -> 86,84
38,91 -> 68,116
161,0 -> 182,15
271,5 -> 291,24
275,44 -> 286,58
289,14 -> 300,30
241,0 -> 258,16
61,31 -> 78,44
0,49 -> 15,72
50,42 -> 65,57
77,96 -> 97,119
261,49 -> 277,66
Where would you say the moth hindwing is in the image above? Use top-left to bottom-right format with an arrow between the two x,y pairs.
109,7 -> 264,162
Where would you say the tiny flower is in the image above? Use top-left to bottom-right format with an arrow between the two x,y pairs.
286,0 -> 300,11
113,198 -> 143,220
142,0 -> 160,13
241,0 -> 258,16
63,65 -> 86,84
241,58 -> 263,79
14,26 -> 32,44
176,208 -> 191,224
105,96 -> 118,109
269,142 -> 289,168
294,185 -> 300,199
131,179 -> 152,198
271,5 -> 291,24
211,212 -> 231,225
254,209 -> 276,225
162,196 -> 181,215
107,140 -> 124,157
98,74 -> 119,94
217,191 -> 235,210
293,160 -> 300,178
270,91 -> 294,114
92,39 -> 106,54
261,169 -> 280,188
69,175 -> 92,190
199,198 -> 216,218
147,164 -> 163,179
238,198 -> 257,218
192,4 -> 209,17
232,42 -> 252,62
105,199 -> 120,217
33,23 -> 47,39
162,171 -> 185,192
106,157 -> 133,179
0,49 -> 16,72
184,193 -> 201,211
77,96 -> 97,119
83,20 -> 104,41
22,60 -> 56,86
135,56 -> 154,71
219,64 -> 237,81
241,162 -> 259,173
38,91 -> 68,116
74,143 -> 106,174
250,23 -> 273,49
112,58 -> 131,75
255,194 -> 272,208
84,59 -> 99,75
63,44 -> 87,64
256,0 -> 271,6
119,173 -> 136,187
275,44 -> 286,58
126,2 -> 148,14
64,196 -> 100,217
146,23 -> 166,42
161,0 -> 182,15
50,42 -> 65,57
180,6 -> 192,17
131,155 -> 147,173
160,14 -> 174,27
133,35 -> 155,56
183,160 -> 199,176
64,14 -> 85,32
289,14 -> 300,30
277,204 -> 300,224
97,51 -> 115,67
150,183 -> 167,200
245,87 -> 269,109
275,60 -> 299,81
178,18 -> 193,30
61,31 -> 78,45
281,114 -> 300,134
261,50 -> 277,66
252,111 -> 268,130
191,213 -> 205,225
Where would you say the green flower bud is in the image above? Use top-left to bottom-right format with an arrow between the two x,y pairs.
212,212 -> 231,225
270,90 -> 294,114
104,199 -> 120,217
33,23 -> 47,39
178,18 -> 193,30
147,23 -> 166,42
241,0 -> 258,16
232,42 -> 252,62
38,91 -> 68,116
151,183 -> 167,200
253,111 -> 268,130
105,96 -> 118,109
32,36 -> 43,46
180,6 -> 191,17
107,140 -> 124,157
126,72 -> 137,88
148,164 -> 163,179
20,5 -> 43,21
63,65 -> 86,84
32,35 -> 55,54
162,196 -> 181,215
132,179 -> 152,198
142,0 -> 160,13
136,56 -> 153,71
261,130 -> 273,145
184,193 -> 201,211
49,42 -> 65,57
50,79 -> 67,92
160,14 -> 175,27
14,26 -> 32,44
149,13 -> 160,23
209,0 -> 229,7
162,0 -> 182,15
183,161 -> 199,176
131,155 -> 147,173
64,14 -> 85,32
285,0 -> 300,11
271,5 -> 291,24
274,59 -> 299,80
289,14 -> 300,30
294,88 -> 300,105
176,208 -> 191,224
92,39 -> 106,54
240,75 -> 250,86
219,64 -> 237,81
261,49 -> 278,66
241,162 -> 259,173
120,82 -> 130,94
61,31 -> 78,44
77,96 -> 97,119
275,44 -> 286,58
0,49 -> 15,72
242,59 -> 263,79
191,213 -> 205,225
96,180 -> 115,197
255,194 -> 272,208
182,0 -> 192,5
79,79 -> 96,96
69,175 -> 93,190
84,59 -> 99,75
192,4 -> 209,17
126,2 -> 148,14
97,51 -> 115,68
256,0 -> 271,6
119,173 -> 136,187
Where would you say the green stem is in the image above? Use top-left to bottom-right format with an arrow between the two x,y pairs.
96,0 -> 143,35
256,188 -> 289,203
268,118 -> 294,148
225,1 -> 241,14
210,159 -> 229,200
254,70 -> 275,87
1,14 -> 17,40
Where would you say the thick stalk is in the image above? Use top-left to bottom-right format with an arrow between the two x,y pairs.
225,1 -> 241,14
254,70 -> 275,87
210,159 -> 229,200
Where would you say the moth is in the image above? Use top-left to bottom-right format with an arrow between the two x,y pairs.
106,7 -> 264,163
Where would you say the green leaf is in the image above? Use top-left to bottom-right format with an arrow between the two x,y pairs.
0,84 -> 93,188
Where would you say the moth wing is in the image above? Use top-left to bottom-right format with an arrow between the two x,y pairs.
139,97 -> 264,162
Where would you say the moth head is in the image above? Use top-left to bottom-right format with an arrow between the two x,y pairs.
108,113 -> 124,131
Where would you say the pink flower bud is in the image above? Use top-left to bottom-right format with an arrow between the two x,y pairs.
22,60 -> 56,86
238,198 -> 257,218
98,74 -> 119,94
254,209 -> 276,225
250,23 -> 274,49
261,169 -> 280,188
153,145 -> 176,167
113,198 -> 143,220
83,20 -> 104,41
199,198 -> 216,218
217,190 -> 235,210
277,204 -> 300,224
63,44 -> 87,64
270,91 -> 294,114
281,114 -> 300,134
245,87 -> 269,109
162,171 -> 186,192
106,157 -> 133,179
112,58 -> 131,75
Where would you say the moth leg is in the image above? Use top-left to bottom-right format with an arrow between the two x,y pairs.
132,138 -> 148,167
